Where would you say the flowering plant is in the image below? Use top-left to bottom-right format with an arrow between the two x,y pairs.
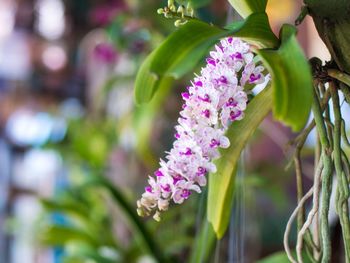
134,0 -> 350,262
137,37 -> 266,220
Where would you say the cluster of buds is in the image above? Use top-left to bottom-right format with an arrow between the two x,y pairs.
137,37 -> 267,221
157,0 -> 194,27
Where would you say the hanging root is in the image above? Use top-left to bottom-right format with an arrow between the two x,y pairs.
284,187 -> 314,263
296,156 -> 324,262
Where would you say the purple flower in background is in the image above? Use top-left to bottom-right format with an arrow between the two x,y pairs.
90,1 -> 127,26
94,43 -> 119,64
137,37 -> 267,221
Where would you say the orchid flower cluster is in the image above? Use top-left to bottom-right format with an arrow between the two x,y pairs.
137,37 -> 266,221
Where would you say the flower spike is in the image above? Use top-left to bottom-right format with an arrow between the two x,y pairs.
137,37 -> 267,220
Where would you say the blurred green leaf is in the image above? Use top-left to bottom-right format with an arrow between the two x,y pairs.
189,219 -> 216,263
63,257 -> 85,263
40,225 -> 97,247
133,76 -> 173,168
41,199 -> 89,218
257,24 -> 313,131
135,14 -> 278,104
189,0 -> 211,8
83,176 -> 170,263
99,75 -> 134,106
134,51 -> 160,104
257,251 -> 312,263
257,252 -> 291,263
175,0 -> 211,7
63,244 -> 121,263
228,0 -> 267,18
207,86 -> 273,238
40,196 -> 117,248
66,119 -> 117,168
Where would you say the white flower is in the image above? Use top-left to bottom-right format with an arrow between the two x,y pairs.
137,37 -> 268,220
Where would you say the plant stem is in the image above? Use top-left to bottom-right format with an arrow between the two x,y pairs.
295,5 -> 309,26
313,133 -> 321,259
320,83 -> 334,149
341,119 -> 350,147
319,150 -> 333,263
295,153 -> 305,233
342,151 -> 350,179
328,69 -> 350,87
327,69 -> 350,103
285,84 -> 331,260
296,150 -> 323,263
312,85 -> 333,263
284,187 -> 315,263
330,83 -> 350,262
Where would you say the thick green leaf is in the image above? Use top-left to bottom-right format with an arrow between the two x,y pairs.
151,14 -> 278,78
224,13 -> 279,48
207,86 -> 273,238
135,13 -> 278,104
134,52 -> 160,105
150,20 -> 222,79
257,24 -> 313,131
228,0 -> 267,18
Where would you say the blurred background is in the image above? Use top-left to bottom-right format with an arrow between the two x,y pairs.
0,0 -> 341,263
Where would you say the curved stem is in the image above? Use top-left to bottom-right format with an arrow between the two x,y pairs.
284,187 -> 314,263
296,151 -> 323,263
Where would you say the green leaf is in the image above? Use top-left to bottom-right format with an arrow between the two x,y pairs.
257,251 -> 312,263
134,52 -> 160,105
83,176 -> 169,263
189,219 -> 216,263
189,0 -> 212,8
257,252 -> 291,263
135,13 -> 278,104
207,86 -> 273,238
176,0 -> 211,8
63,244 -> 121,263
40,199 -> 89,218
257,24 -> 313,131
224,13 -> 279,48
228,0 -> 267,18
40,197 -> 112,245
133,76 -> 173,168
40,225 -> 97,247
149,20 -> 222,79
